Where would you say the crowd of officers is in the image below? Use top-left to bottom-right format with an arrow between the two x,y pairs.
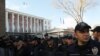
0,22 -> 100,56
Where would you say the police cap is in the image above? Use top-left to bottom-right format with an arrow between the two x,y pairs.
44,33 -> 48,36
63,34 -> 73,39
91,26 -> 100,32
75,22 -> 91,32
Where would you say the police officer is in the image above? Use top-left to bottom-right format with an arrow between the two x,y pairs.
56,34 -> 73,56
22,36 -> 39,56
91,26 -> 100,42
44,33 -> 49,40
42,37 -> 57,56
67,22 -> 100,56
13,35 -> 25,56
63,34 -> 74,46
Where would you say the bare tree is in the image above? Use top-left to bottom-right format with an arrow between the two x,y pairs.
53,0 -> 97,23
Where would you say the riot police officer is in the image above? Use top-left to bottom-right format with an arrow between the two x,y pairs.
56,34 -> 73,56
67,22 -> 100,56
91,26 -> 100,42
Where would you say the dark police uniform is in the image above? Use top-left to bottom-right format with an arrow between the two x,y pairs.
67,39 -> 100,56
67,22 -> 100,56
56,34 -> 73,56
56,44 -> 69,56
91,26 -> 100,42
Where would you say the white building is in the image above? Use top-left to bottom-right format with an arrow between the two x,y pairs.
5,9 -> 50,34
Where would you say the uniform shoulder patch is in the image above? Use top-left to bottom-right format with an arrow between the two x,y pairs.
92,47 -> 98,55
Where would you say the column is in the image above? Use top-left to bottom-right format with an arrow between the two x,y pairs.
32,18 -> 34,33
26,16 -> 28,33
40,20 -> 42,32
36,19 -> 39,33
34,18 -> 37,33
41,20 -> 44,32
14,14 -> 18,32
12,13 -> 14,32
33,18 -> 35,33
30,17 -> 32,33
28,17 -> 31,33
18,14 -> 19,32
39,20 -> 41,32
22,15 -> 24,33
5,11 -> 9,32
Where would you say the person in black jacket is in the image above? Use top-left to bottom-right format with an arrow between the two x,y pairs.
22,36 -> 40,56
91,26 -> 100,42
67,22 -> 100,56
42,37 -> 57,56
12,35 -> 25,56
56,34 -> 73,56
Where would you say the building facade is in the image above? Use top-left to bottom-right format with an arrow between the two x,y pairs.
5,9 -> 50,34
